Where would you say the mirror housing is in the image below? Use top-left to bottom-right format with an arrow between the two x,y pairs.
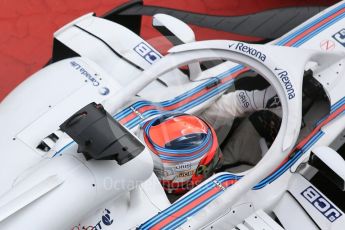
153,14 -> 202,79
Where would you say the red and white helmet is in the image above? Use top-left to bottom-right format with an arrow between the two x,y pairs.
142,113 -> 222,194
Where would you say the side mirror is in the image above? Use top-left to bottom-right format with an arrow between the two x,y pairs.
310,146 -> 345,191
153,13 -> 195,44
153,14 -> 201,80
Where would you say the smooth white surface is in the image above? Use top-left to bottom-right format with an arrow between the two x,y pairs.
0,175 -> 63,223
274,193 -> 318,230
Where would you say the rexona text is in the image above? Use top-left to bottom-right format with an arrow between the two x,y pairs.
275,68 -> 295,100
230,43 -> 266,62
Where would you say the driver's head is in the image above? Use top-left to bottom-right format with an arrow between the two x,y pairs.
142,113 -> 222,194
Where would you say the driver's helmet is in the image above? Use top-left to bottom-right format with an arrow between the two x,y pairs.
142,113 -> 222,194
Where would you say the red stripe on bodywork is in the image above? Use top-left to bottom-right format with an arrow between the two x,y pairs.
285,8 -> 345,46
151,179 -> 237,229
276,103 -> 345,170
120,113 -> 137,125
120,68 -> 247,126
151,186 -> 220,229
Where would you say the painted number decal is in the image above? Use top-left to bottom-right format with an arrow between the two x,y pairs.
134,42 -> 161,64
301,186 -> 342,222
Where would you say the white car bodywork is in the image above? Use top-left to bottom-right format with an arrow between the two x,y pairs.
1,1 -> 345,230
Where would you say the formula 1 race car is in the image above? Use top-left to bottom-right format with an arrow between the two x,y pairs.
0,0 -> 340,101
0,1 -> 345,230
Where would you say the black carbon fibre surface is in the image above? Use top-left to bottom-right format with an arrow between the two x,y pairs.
120,5 -> 327,39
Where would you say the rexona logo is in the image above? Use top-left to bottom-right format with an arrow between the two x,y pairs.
274,68 -> 295,100
134,42 -> 161,64
332,28 -> 345,47
229,43 -> 266,62
301,186 -> 342,222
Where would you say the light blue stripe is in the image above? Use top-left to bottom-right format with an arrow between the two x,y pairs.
142,174 -> 237,227
140,180 -> 216,228
159,142 -> 212,162
140,174 -> 237,229
140,6 -> 345,228
254,131 -> 323,189
293,13 -> 345,47
144,117 -> 212,154
113,107 -> 132,120
124,78 -> 234,130
115,67 -> 240,128
150,131 -> 211,154
114,101 -> 158,120
331,96 -> 345,112
178,80 -> 234,113
143,115 -> 212,158
316,96 -> 345,126
143,128 -> 325,228
114,65 -> 243,120
163,192 -> 223,230
147,65 -> 240,109
254,131 -> 324,189
52,141 -> 74,157
276,3 -> 345,46
259,131 -> 323,186
52,63 -> 241,157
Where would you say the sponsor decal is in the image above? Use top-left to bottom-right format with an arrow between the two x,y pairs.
237,91 -> 250,109
134,42 -> 161,64
72,209 -> 114,230
175,163 -> 192,171
177,170 -> 194,178
99,87 -> 110,96
274,68 -> 295,100
320,40 -> 336,51
70,61 -> 100,86
332,28 -> 345,47
301,186 -> 342,222
101,209 -> 114,227
229,42 -> 266,62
